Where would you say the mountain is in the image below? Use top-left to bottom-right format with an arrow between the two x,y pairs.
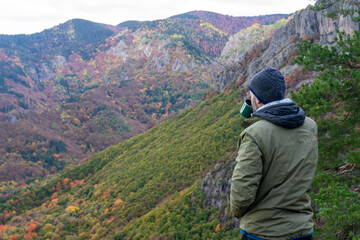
214,2 -> 360,92
171,11 -> 288,34
0,12 -> 287,183
0,0 -> 359,238
220,18 -> 289,65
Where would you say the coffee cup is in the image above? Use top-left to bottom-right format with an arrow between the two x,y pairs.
240,99 -> 253,118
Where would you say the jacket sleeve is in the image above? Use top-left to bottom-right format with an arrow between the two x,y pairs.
230,130 -> 263,218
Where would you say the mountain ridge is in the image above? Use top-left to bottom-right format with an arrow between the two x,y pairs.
0,11 -> 286,183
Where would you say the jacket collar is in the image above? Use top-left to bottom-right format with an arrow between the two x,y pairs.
241,116 -> 263,129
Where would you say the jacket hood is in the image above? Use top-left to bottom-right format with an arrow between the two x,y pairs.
252,98 -> 305,129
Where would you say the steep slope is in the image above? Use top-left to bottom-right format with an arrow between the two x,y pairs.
220,18 -> 289,65
0,86 -> 245,239
169,12 -> 288,57
215,3 -> 360,92
0,13 -> 286,183
172,11 -> 289,35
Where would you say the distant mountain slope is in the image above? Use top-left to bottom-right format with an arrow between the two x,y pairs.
0,12 -> 286,183
172,11 -> 289,34
220,18 -> 289,65
0,19 -> 118,63
169,11 -> 288,57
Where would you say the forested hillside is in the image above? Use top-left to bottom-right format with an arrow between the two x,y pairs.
0,85 -> 245,239
0,13 -> 286,183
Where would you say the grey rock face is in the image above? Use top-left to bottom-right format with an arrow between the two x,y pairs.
51,55 -> 67,69
201,160 -> 234,209
25,55 -> 66,83
0,113 -> 17,123
172,58 -> 189,72
38,63 -> 54,81
214,1 -> 360,92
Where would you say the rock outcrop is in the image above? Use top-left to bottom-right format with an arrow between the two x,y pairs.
214,1 -> 360,92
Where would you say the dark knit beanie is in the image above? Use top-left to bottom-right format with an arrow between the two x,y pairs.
249,67 -> 285,104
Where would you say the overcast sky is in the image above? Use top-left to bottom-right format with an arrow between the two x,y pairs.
0,0 -> 315,35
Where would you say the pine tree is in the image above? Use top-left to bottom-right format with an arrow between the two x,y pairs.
291,15 -> 359,166
291,2 -> 360,237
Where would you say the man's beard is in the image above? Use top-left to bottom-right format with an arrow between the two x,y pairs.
251,95 -> 260,112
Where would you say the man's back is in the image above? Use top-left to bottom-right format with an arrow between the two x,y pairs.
231,116 -> 318,239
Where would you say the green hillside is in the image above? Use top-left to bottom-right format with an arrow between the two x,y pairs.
0,86 -> 246,239
1,76 -> 359,239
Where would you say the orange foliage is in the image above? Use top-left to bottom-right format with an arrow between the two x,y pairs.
104,208 -> 109,214
51,192 -> 58,200
73,118 -> 81,125
90,225 -> 97,235
9,234 -> 18,240
70,179 -> 85,188
0,225 -> 7,232
214,224 -> 221,233
56,181 -> 61,191
23,232 -> 38,240
49,198 -> 58,208
114,199 -> 124,206
53,153 -> 61,159
28,223 -> 37,232
63,178 -> 69,187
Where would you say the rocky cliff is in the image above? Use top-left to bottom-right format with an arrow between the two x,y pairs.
214,1 -> 360,92
220,19 -> 289,65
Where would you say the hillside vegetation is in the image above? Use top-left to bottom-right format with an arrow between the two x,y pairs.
0,85 -> 246,239
0,13 -> 286,183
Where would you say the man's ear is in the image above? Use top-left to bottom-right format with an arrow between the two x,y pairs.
255,97 -> 263,107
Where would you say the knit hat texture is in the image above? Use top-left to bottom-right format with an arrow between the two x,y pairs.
249,67 -> 285,104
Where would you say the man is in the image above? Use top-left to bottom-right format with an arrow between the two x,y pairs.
230,67 -> 318,240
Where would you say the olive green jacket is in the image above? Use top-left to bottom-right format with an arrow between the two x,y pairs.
230,116 -> 318,239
